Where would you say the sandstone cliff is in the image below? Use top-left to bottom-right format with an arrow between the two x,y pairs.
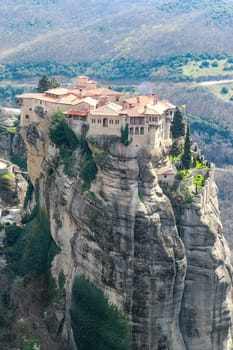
21,121 -> 233,350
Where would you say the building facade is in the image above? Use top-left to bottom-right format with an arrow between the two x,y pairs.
17,77 -> 176,149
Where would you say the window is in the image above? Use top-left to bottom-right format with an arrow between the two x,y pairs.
135,127 -> 139,135
25,114 -> 29,119
140,127 -> 144,135
29,108 -> 32,111
130,127 -> 133,135
115,120 -> 119,124
92,119 -> 96,124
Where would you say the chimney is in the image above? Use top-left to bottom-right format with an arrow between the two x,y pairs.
137,97 -> 140,104
153,96 -> 159,105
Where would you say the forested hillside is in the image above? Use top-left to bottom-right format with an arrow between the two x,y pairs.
1,0 -> 233,64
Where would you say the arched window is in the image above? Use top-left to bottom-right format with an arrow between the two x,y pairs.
130,127 -> 133,135
140,127 -> 144,135
135,127 -> 139,135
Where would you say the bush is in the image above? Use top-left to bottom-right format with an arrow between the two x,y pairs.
71,276 -> 131,350
211,61 -> 219,67
5,224 -> 23,246
221,87 -> 229,94
199,60 -> 209,68
23,180 -> 34,209
11,154 -> 27,170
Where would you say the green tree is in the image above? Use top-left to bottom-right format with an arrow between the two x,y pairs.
170,139 -> 182,157
37,74 -> 60,92
120,124 -> 130,146
171,108 -> 185,139
182,124 -> 191,169
49,111 -> 78,149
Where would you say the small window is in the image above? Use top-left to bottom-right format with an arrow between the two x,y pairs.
140,127 -> 144,135
135,127 -> 139,135
92,119 -> 96,124
29,108 -> 32,111
130,127 -> 133,135
25,114 -> 29,119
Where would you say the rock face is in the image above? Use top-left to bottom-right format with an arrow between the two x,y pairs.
178,181 -> 233,350
22,126 -> 233,350
0,106 -> 26,162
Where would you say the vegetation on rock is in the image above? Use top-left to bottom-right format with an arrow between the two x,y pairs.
49,111 -> 78,150
71,275 -> 131,350
6,206 -> 59,276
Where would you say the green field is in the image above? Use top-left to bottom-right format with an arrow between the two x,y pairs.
182,59 -> 233,79
206,83 -> 233,102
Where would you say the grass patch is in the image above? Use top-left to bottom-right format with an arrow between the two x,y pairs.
205,82 -> 233,102
182,59 -> 231,79
0,172 -> 14,180
6,127 -> 16,134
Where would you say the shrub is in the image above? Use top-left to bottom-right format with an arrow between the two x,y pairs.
220,87 -> 228,94
11,154 -> 27,170
193,174 -> 205,190
71,276 -> 131,350
23,180 -> 34,209
5,224 -> 23,246
199,60 -> 209,68
23,338 -> 40,350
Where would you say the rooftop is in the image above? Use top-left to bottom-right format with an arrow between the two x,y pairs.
90,102 -> 122,116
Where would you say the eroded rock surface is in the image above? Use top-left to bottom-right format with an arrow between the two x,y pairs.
23,129 -> 233,350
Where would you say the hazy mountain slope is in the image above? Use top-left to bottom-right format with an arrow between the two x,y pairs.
1,0 -> 233,64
